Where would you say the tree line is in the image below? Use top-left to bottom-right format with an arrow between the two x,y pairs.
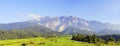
71,34 -> 119,44
0,29 -> 59,40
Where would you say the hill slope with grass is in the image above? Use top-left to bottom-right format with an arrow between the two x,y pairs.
0,37 -> 96,46
0,36 -> 120,46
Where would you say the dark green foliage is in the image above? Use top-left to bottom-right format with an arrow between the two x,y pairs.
0,24 -> 60,40
0,23 -> 59,40
93,34 -> 97,43
21,43 -> 26,46
0,29 -> 59,40
107,37 -> 115,42
71,34 -> 86,41
0,30 -> 41,40
71,34 -> 98,43
98,35 -> 120,41
97,38 -> 106,43
72,34 -> 120,44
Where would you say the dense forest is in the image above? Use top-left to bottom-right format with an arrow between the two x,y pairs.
71,34 -> 120,44
0,30 -> 59,40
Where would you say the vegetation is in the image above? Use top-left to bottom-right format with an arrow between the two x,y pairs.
98,34 -> 120,41
0,29 -> 120,46
0,36 -> 119,46
71,34 -> 98,43
0,36 -> 96,46
71,34 -> 120,46
0,30 -> 59,40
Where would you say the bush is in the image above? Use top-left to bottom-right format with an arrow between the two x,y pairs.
21,43 -> 26,46
71,34 -> 98,43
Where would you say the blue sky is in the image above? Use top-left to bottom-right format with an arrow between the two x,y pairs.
0,0 -> 120,24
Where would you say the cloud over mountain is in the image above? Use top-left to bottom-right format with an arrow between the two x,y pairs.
27,13 -> 41,21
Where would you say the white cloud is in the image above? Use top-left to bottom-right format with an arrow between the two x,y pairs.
27,13 -> 41,21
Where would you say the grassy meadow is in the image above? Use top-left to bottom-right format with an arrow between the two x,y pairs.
0,36 -> 94,46
0,36 -> 120,46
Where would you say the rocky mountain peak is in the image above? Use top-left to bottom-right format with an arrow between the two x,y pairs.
1,16 -> 120,35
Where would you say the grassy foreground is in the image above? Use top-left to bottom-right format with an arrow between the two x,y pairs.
0,36 -> 119,46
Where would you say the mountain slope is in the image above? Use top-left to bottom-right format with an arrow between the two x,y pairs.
0,16 -> 120,35
0,22 -> 59,39
61,27 -> 94,35
98,29 -> 120,35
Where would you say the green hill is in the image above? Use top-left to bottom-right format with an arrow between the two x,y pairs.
0,36 -> 120,46
0,36 -> 96,46
0,25 -> 59,40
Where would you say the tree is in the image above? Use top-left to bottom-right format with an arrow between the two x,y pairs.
93,34 -> 97,43
107,36 -> 116,45
108,37 -> 115,42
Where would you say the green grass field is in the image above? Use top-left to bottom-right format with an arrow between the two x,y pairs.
0,36 -> 119,46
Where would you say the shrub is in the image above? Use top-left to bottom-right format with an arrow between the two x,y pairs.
21,43 -> 26,46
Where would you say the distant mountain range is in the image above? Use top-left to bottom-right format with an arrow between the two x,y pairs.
0,16 -> 120,35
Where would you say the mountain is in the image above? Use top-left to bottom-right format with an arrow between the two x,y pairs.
0,22 -> 59,38
29,16 -> 120,34
61,27 -> 94,35
30,16 -> 92,32
0,16 -> 120,35
98,29 -> 120,35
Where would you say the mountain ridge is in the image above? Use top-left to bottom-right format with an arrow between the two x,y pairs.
0,16 -> 120,35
